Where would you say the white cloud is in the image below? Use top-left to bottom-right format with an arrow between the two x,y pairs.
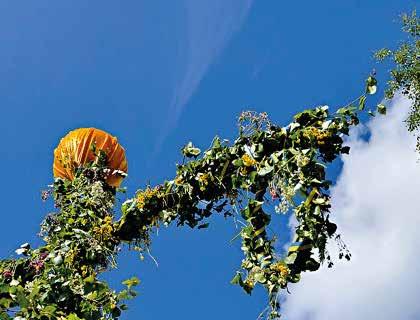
154,0 -> 253,152
171,0 -> 253,119
282,94 -> 420,320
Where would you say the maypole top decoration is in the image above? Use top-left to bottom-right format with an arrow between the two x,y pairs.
53,128 -> 128,187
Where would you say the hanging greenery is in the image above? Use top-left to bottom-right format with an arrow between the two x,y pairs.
375,10 -> 420,148
0,77 -> 380,320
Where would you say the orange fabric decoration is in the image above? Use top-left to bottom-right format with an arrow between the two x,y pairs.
53,128 -> 128,187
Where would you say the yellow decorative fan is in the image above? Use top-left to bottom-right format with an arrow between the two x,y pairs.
53,128 -> 127,187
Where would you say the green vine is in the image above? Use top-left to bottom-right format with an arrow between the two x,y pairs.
0,78 -> 380,319
375,10 -> 419,144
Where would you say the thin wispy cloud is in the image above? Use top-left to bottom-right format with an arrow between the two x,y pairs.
282,94 -> 420,319
154,0 -> 253,154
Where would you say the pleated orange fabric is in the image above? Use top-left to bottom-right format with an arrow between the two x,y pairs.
53,128 -> 127,187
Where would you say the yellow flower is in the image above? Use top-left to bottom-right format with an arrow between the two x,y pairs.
196,173 -> 210,191
197,173 -> 209,184
93,215 -> 114,241
241,154 -> 257,167
271,262 -> 289,278
137,195 -> 146,209
240,166 -> 248,176
66,249 -> 78,265
136,187 -> 160,209
303,127 -> 331,145
174,176 -> 183,185
81,265 -> 89,277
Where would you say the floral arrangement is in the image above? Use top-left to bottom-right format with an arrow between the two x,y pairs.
0,77 -> 382,319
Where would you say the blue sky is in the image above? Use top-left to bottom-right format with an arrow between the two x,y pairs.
0,1 -> 417,319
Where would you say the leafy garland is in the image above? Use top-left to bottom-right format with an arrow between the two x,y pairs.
0,77 -> 382,320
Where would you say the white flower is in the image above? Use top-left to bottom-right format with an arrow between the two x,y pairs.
10,279 -> 19,286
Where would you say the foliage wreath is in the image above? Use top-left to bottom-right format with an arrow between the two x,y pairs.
0,77 -> 382,320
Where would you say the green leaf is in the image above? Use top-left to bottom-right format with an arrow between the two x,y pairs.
358,95 -> 367,111
232,159 -> 243,167
254,272 -> 266,283
257,165 -> 274,176
377,104 -> 387,115
341,146 -> 350,154
84,274 -> 95,284
16,290 -> 29,309
122,276 -> 140,289
230,273 -> 242,285
249,170 -> 257,182
0,298 -> 12,309
182,142 -> 201,158
284,252 -> 297,265
85,291 -> 98,300
118,290 -> 130,300
112,308 -> 122,318
241,206 -> 251,220
304,188 -> 317,207
41,305 -> 57,316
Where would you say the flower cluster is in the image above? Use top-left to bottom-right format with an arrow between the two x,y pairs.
93,215 -> 114,241
272,178 -> 296,214
196,172 -> 210,191
303,127 -> 332,146
241,154 -> 257,167
174,175 -> 183,185
136,186 -> 161,209
271,261 -> 289,279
